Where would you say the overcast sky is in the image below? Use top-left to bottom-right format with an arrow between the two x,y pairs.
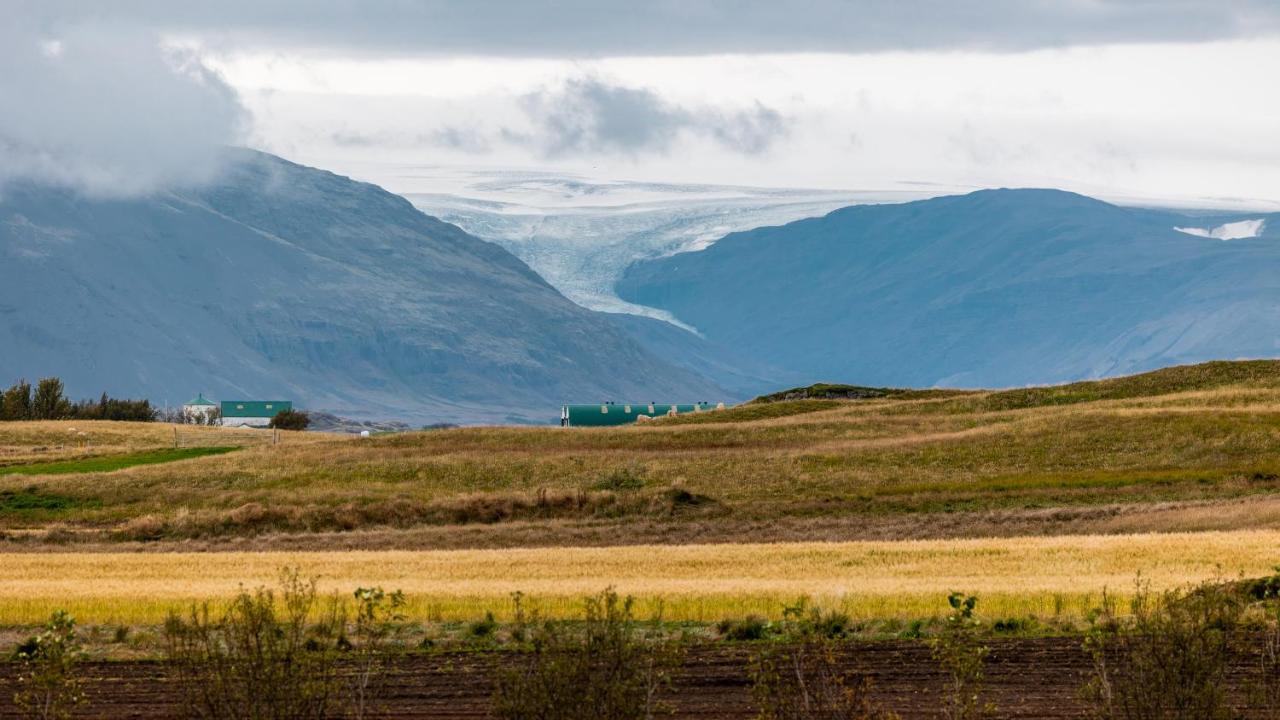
5,1 -> 1280,207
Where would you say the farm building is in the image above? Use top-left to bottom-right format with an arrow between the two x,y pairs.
220,400 -> 292,428
181,393 -> 218,423
561,402 -> 724,427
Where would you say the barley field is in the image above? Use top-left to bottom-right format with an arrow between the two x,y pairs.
1,530 -> 1277,625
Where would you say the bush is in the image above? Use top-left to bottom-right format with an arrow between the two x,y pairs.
491,589 -> 682,720
592,466 -> 646,492
1082,581 -> 1243,720
718,615 -> 771,641
932,593 -> 993,720
11,610 -> 86,720
162,568 -> 344,720
750,641 -> 897,720
269,409 -> 311,431
747,598 -> 896,720
346,586 -> 406,720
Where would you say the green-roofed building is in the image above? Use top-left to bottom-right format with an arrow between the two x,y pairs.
560,402 -> 724,427
221,400 -> 292,428
182,393 -> 219,424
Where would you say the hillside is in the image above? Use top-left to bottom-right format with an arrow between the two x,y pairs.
616,189 -> 1280,388
4,359 -> 1280,549
0,150 -> 725,423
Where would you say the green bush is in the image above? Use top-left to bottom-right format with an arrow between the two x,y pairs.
162,568 -> 344,720
932,593 -> 993,720
491,589 -> 682,720
750,640 -> 897,720
1082,581 -> 1243,720
346,586 -> 406,720
718,615 -> 771,641
268,409 -> 311,431
11,610 -> 85,720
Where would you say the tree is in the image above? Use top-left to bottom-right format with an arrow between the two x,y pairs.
31,378 -> 70,420
2,380 -> 33,421
269,409 -> 310,431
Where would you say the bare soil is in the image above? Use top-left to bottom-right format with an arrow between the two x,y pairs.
0,638 -> 1117,719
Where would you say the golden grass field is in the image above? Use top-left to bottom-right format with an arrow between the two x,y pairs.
1,530 -> 1277,625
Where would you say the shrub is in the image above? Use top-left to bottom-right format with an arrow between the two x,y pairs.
932,593 -> 993,720
268,409 -> 310,431
491,589 -> 682,720
468,611 -> 498,640
750,641 -> 897,720
1082,581 -> 1243,720
162,568 -> 344,720
11,610 -> 86,720
718,615 -> 771,641
780,599 -> 853,640
346,586 -> 406,720
747,597 -> 896,720
592,466 -> 646,492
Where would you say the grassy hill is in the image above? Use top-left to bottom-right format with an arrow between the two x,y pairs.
4,360 -> 1280,548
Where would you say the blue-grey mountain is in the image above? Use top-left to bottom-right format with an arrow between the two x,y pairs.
0,149 -> 725,423
617,189 -> 1280,388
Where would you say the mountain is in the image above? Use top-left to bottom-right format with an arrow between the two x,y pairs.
0,149 -> 726,424
403,171 -> 939,326
616,189 -> 1280,388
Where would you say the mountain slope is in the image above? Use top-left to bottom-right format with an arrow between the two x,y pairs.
616,189 -> 1280,387
0,149 -> 725,423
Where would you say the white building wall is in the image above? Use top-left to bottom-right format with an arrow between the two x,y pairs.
221,416 -> 273,428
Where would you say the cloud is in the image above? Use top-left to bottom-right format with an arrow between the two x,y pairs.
29,1 -> 1280,57
512,77 -> 789,157
0,9 -> 247,197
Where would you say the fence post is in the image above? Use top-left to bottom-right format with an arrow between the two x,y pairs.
173,426 -> 178,449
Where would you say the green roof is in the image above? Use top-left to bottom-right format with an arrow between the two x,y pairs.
221,400 -> 292,418
185,393 -> 216,406
562,403 -> 717,427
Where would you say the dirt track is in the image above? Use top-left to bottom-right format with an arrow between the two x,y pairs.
0,637 -> 1258,718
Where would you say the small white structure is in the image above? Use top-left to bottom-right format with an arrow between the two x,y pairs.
182,394 -> 219,424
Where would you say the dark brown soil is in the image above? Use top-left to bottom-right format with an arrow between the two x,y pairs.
3,636 -> 1271,719
0,638 -> 1100,719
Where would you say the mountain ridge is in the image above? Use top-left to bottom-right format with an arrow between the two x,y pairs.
617,188 -> 1280,388
0,149 -> 728,423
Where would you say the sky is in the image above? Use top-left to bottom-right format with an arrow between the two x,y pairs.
4,1 -> 1280,207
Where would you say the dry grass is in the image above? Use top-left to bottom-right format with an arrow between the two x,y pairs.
0,420 -> 329,466
0,530 -> 1276,625
3,361 -> 1280,544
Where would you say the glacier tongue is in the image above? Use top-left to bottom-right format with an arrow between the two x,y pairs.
405,171 -> 944,321
1175,218 -> 1266,240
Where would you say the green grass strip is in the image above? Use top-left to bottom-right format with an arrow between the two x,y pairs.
0,446 -> 239,477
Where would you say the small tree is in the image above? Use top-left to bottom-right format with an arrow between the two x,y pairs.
1,379 -> 33,421
492,589 -> 682,720
30,378 -> 70,420
932,593 -> 993,720
11,610 -> 86,720
269,409 -> 310,431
